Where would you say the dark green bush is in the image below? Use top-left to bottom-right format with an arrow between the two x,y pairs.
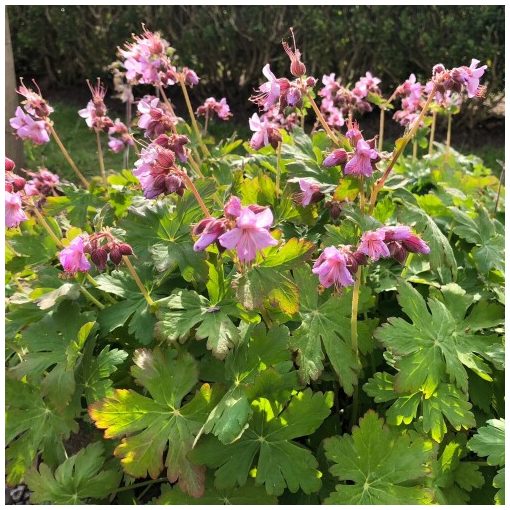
9,5 -> 504,122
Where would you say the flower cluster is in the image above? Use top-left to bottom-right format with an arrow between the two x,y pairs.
319,71 -> 380,128
137,95 -> 177,139
108,119 -> 135,153
78,79 -> 114,132
5,158 -> 27,229
323,121 -> 380,178
393,74 -> 424,127
431,60 -> 487,100
313,226 -> 430,290
24,168 -> 60,198
192,196 -> 277,262
196,97 -> 232,121
132,135 -> 189,198
261,107 -> 300,131
119,28 -> 171,86
9,81 -> 52,145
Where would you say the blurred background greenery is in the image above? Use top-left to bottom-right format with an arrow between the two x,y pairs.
7,5 -> 505,178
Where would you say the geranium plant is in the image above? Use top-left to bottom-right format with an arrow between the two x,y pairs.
5,27 -> 504,505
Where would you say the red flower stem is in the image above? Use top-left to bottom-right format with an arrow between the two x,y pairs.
96,130 -> 109,190
180,171 -> 211,217
307,92 -> 340,145
49,124 -> 90,188
368,85 -> 436,213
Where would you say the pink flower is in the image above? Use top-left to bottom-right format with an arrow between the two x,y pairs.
249,113 -> 281,150
464,59 -> 487,98
108,119 -> 134,153
137,96 -> 176,139
250,64 -> 284,111
192,217 -> 227,251
298,178 -> 323,206
218,206 -> 277,262
154,133 -> 189,163
24,168 -> 60,197
59,236 -> 91,274
358,230 -> 390,261
312,246 -> 355,288
353,71 -> 381,99
182,67 -> 200,87
9,107 -> 50,145
196,97 -> 232,120
17,80 -> 53,118
5,191 -> 27,228
224,195 -> 242,219
344,139 -> 379,178
108,138 -> 125,153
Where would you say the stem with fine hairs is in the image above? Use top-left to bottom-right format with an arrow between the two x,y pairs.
306,91 -> 340,145
79,285 -> 105,309
178,78 -> 211,157
49,124 -> 90,188
428,110 -> 437,156
368,85 -> 436,213
122,256 -> 154,307
96,130 -> 108,190
446,112 -> 452,152
179,171 -> 211,217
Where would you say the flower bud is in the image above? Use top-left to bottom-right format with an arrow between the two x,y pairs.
109,245 -> 123,265
91,247 -> 108,270
306,76 -> 317,88
119,243 -> 133,256
5,158 -> 15,172
325,199 -> 344,220
323,149 -> 348,168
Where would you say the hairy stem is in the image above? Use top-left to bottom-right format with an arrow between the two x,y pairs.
368,86 -> 436,212
412,138 -> 418,161
306,92 -> 340,145
30,205 -> 63,247
123,256 -> 154,307
49,124 -> 90,188
446,112 -> 452,152
428,110 -> 437,156
178,78 -> 211,157
180,171 -> 211,217
96,130 -> 108,190
79,285 -> 105,309
378,107 -> 385,152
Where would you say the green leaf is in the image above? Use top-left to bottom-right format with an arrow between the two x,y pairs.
81,346 -> 128,404
374,281 -> 501,395
431,437 -> 484,504
25,442 -> 121,504
494,468 -> 505,504
198,323 -> 298,444
6,378 -> 78,485
468,418 -> 505,466
290,265 -> 375,394
190,389 -> 333,496
89,348 -> 220,497
11,301 -> 95,410
235,266 -> 300,315
259,238 -> 315,271
324,411 -> 434,504
364,372 -> 476,442
154,478 -> 277,505
155,289 -> 249,358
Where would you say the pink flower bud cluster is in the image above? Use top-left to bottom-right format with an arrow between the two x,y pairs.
313,226 -> 430,290
137,95 -> 177,139
79,79 -> 114,132
293,178 -> 325,207
192,196 -> 277,263
5,158 -> 27,229
108,119 -> 135,153
132,134 -> 190,199
323,122 -> 380,178
9,81 -> 52,145
58,231 -> 134,274
196,97 -> 232,121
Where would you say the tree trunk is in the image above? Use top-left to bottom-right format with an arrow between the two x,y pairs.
5,10 -> 24,168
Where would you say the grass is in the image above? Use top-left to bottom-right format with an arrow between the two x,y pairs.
23,100 -> 504,182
